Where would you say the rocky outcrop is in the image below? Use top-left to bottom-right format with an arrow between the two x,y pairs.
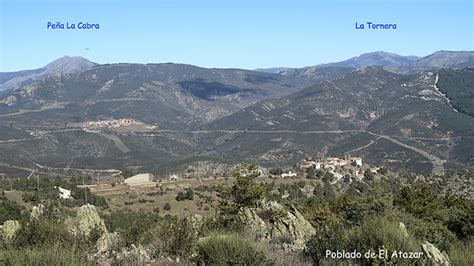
398,221 -> 450,265
93,234 -> 152,265
422,241 -> 450,265
96,232 -> 125,255
116,244 -> 151,265
30,204 -> 45,221
240,201 -> 315,250
77,204 -> 107,239
398,222 -> 409,238
2,220 -> 21,240
187,214 -> 203,238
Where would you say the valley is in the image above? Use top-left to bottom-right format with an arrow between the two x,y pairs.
2,1 -> 472,264
0,51 -> 473,179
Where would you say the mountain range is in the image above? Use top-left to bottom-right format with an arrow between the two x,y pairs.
0,56 -> 97,93
0,50 -> 473,177
264,51 -> 474,79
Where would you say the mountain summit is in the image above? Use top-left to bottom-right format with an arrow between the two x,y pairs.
43,56 -> 97,75
0,56 -> 97,92
280,50 -> 474,78
320,51 -> 420,69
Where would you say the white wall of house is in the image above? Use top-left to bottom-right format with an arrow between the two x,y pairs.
124,173 -> 154,185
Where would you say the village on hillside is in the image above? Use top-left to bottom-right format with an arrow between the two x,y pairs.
0,154 -> 379,195
80,118 -> 157,133
275,155 -> 383,183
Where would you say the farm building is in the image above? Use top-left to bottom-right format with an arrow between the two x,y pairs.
124,173 -> 154,186
58,187 -> 72,199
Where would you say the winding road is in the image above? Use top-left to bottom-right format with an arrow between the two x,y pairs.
367,132 -> 445,174
0,126 -> 447,175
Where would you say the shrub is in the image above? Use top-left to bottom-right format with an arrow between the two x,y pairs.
121,168 -> 135,178
147,219 -> 198,258
348,218 -> 422,264
449,239 -> 474,265
103,211 -> 160,246
305,223 -> 348,263
306,166 -> 317,179
394,183 -> 445,222
22,192 -> 39,204
377,167 -> 389,175
12,220 -> 77,248
0,200 -> 26,224
305,218 -> 422,264
302,203 -> 339,228
363,170 -> 375,181
218,163 -> 266,219
401,216 -> 458,252
71,187 -> 108,208
186,189 -> 194,200
321,182 -> 336,201
176,191 -> 187,201
257,208 -> 287,223
0,244 -> 89,265
443,192 -> 474,240
196,234 -> 268,265
163,202 -> 171,211
175,189 -> 194,201
322,171 -> 334,183
333,187 -> 393,226
269,168 -> 283,176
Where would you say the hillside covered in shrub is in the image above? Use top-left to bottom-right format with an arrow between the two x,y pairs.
1,164 -> 473,265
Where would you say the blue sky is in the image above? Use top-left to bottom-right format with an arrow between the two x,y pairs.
0,0 -> 473,71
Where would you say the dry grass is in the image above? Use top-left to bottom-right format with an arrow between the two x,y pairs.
88,176 -> 319,218
89,177 -> 230,217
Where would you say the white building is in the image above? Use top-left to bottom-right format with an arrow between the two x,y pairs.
168,174 -> 180,181
327,157 -> 348,167
351,157 -> 363,166
301,159 -> 323,170
124,173 -> 154,186
58,187 -> 72,199
281,171 -> 297,178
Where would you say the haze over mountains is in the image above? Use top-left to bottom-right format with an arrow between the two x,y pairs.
0,50 -> 473,177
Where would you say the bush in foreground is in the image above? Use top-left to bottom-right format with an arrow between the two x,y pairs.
448,239 -> 474,265
146,218 -> 198,259
196,234 -> 268,265
0,244 -> 90,265
305,218 -> 422,264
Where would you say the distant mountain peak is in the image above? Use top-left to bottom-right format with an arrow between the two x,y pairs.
0,56 -> 98,92
359,51 -> 400,57
319,51 -> 420,69
412,51 -> 474,69
43,56 -> 97,74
